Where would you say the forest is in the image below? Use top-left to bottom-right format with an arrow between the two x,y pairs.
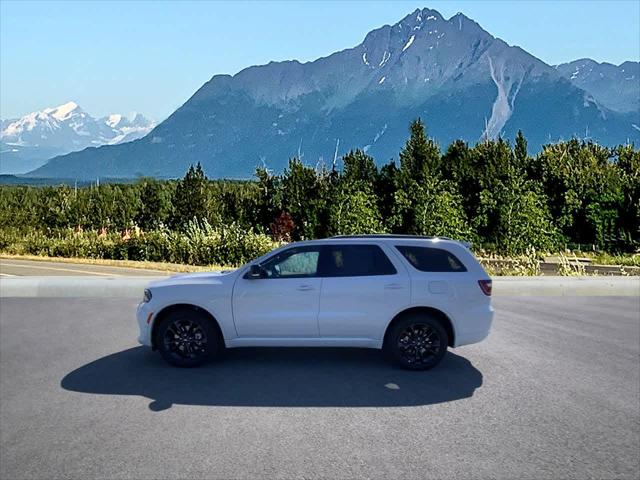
0,120 -> 638,267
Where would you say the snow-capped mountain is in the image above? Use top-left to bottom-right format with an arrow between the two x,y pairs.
103,112 -> 156,145
30,8 -> 640,179
0,102 -> 155,174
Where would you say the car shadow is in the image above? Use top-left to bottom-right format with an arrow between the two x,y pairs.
61,347 -> 483,411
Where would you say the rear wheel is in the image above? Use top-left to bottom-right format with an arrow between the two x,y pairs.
155,309 -> 221,367
384,314 -> 448,370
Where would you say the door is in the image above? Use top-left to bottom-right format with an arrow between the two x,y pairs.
232,245 -> 322,337
317,244 -> 410,339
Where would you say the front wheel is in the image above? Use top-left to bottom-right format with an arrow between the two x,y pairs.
155,310 -> 221,367
384,314 -> 448,370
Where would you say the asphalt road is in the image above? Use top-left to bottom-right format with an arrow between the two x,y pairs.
0,296 -> 638,479
0,258 -> 169,276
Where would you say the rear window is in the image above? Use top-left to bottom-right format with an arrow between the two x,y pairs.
395,245 -> 467,272
321,244 -> 397,277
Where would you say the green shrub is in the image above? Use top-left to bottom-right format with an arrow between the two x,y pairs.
0,224 -> 280,267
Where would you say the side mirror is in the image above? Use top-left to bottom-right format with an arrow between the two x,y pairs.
247,264 -> 266,279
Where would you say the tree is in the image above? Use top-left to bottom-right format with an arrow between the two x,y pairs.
535,140 -> 624,248
171,163 -> 208,229
255,167 -> 280,231
398,118 -> 441,182
136,179 -> 172,230
490,178 -> 559,254
514,129 -> 528,170
329,189 -> 384,235
341,149 -> 379,192
412,178 -> 473,240
376,160 -> 399,226
278,158 -> 329,240
616,144 -> 640,250
391,119 -> 442,233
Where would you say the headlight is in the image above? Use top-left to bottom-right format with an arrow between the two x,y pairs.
142,288 -> 152,303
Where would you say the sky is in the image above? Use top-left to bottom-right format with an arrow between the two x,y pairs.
1,0 -> 639,121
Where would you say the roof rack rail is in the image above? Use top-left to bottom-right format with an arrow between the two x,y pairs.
330,234 -> 454,241
329,234 -> 472,249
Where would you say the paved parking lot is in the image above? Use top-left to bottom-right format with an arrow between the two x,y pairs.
1,296 -> 638,479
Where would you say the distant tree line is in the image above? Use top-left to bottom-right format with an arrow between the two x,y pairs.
0,119 -> 638,259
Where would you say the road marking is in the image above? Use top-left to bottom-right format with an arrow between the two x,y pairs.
0,262 -> 121,277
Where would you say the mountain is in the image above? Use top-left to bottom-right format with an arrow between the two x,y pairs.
30,8 -> 640,179
556,59 -> 640,113
0,102 -> 155,174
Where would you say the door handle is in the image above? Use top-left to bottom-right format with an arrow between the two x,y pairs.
384,283 -> 404,290
296,284 -> 314,291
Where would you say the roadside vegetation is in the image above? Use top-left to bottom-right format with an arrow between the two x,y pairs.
0,254 -> 219,273
0,120 -> 638,272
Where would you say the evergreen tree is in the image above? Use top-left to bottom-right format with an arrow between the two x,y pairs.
514,129 -> 528,170
279,158 -> 328,239
376,161 -> 399,227
398,118 -> 441,182
391,119 -> 441,233
171,163 -> 208,229
255,167 -> 278,229
616,144 -> 640,248
341,149 -> 379,192
137,179 -> 172,230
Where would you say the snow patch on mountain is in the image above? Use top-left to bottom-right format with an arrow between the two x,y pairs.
45,101 -> 80,121
379,51 -> 391,67
402,35 -> 415,52
484,57 -> 524,139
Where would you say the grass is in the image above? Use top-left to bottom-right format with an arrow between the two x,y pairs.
2,251 -> 638,276
588,252 -> 640,268
0,254 -> 230,273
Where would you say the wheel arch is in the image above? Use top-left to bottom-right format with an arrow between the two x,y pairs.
150,303 -> 223,350
383,306 -> 456,348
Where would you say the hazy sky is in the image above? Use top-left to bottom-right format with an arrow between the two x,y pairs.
1,0 -> 639,120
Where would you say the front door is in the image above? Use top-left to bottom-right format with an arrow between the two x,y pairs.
232,246 -> 322,337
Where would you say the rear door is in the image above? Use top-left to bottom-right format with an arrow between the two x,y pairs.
393,244 -> 468,306
317,243 -> 410,340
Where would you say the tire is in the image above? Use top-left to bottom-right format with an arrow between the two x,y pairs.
384,313 -> 449,370
155,309 -> 222,367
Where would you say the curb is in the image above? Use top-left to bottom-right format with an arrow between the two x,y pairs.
0,277 -> 165,298
0,276 -> 638,298
493,276 -> 639,296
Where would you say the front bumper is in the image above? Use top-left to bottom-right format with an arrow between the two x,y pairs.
136,301 -> 154,347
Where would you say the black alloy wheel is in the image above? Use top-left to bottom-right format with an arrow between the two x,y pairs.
156,310 -> 220,367
396,323 -> 442,367
163,318 -> 209,361
385,314 -> 448,370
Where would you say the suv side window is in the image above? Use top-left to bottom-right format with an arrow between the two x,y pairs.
395,245 -> 467,272
260,247 -> 321,278
321,244 -> 397,277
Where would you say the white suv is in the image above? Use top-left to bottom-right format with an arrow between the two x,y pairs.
137,235 -> 493,370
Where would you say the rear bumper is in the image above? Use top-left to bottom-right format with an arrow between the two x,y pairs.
453,304 -> 494,347
136,302 -> 153,347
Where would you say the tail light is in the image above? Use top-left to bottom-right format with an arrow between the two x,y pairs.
478,279 -> 492,296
